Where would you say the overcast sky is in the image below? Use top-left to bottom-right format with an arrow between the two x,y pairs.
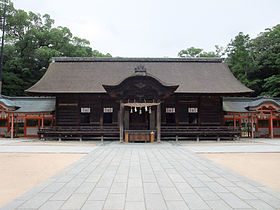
13,0 -> 280,57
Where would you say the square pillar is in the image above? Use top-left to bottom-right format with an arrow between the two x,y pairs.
11,114 -> 14,139
251,115 -> 254,139
157,103 -> 161,142
269,116 -> 274,139
119,102 -> 124,143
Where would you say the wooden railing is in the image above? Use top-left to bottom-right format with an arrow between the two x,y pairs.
161,125 -> 240,140
38,125 -> 119,140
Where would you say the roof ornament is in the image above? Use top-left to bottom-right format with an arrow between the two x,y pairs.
134,65 -> 147,73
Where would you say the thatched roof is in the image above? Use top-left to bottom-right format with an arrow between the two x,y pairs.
26,57 -> 253,94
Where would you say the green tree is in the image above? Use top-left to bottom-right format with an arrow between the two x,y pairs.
0,0 -> 111,96
178,46 -> 222,58
225,32 -> 260,93
251,24 -> 280,96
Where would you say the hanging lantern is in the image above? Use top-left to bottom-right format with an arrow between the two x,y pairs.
149,107 -> 152,114
134,107 -> 137,112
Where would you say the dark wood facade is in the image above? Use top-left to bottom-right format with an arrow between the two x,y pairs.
26,57 -> 251,141
55,94 -> 224,128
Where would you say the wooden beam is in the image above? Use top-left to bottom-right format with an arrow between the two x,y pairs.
157,103 -> 161,142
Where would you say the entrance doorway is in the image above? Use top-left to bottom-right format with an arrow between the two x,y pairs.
129,107 -> 150,130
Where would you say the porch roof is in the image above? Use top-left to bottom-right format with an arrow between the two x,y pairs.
223,97 -> 280,113
0,95 -> 56,113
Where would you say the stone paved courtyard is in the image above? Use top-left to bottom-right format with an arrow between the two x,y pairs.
2,142 -> 280,210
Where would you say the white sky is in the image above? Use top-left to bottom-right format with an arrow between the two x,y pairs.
13,0 -> 280,57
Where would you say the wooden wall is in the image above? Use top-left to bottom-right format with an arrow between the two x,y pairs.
55,94 -> 223,126
199,96 -> 223,125
55,94 -> 119,126
161,95 -> 223,126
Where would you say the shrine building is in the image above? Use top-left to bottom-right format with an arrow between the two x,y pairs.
24,57 -> 254,142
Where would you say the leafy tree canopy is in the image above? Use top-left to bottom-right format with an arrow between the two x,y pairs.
0,0 -> 111,96
178,25 -> 280,97
178,45 -> 223,58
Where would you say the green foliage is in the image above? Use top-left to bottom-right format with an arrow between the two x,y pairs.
0,0 -> 111,96
178,45 -> 222,58
225,25 -> 280,97
178,25 -> 280,97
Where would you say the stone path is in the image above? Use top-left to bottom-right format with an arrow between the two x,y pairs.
0,145 -> 96,153
2,142 -> 280,210
185,144 -> 280,153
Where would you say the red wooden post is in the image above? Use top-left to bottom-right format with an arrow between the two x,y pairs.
269,115 -> 274,138
11,114 -> 14,139
41,116 -> 44,128
251,115 -> 254,138
233,117 -> 236,128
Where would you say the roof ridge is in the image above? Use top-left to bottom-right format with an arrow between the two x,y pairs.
52,57 -> 223,63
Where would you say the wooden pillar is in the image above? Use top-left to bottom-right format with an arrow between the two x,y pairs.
11,114 -> 14,139
149,108 -> 155,130
41,116 -> 44,129
100,99 -> 103,129
251,115 -> 254,139
269,115 -> 274,139
119,102 -> 124,143
233,116 -> 236,128
157,103 -> 161,142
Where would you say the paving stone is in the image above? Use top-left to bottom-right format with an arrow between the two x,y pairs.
246,199 -> 275,210
88,187 -> 110,200
125,201 -> 146,210
206,200 -> 232,210
81,200 -> 104,210
75,182 -> 96,194
181,193 -> 210,209
235,181 -> 261,193
226,186 -> 256,200
143,182 -> 161,194
194,187 -> 220,201
160,187 -> 182,201
110,182 -> 127,193
126,187 -> 144,201
253,192 -> 280,209
166,200 -> 190,210
38,200 -> 64,210
204,181 -> 229,193
49,186 -> 77,201
114,174 -> 128,183
145,193 -> 167,210
60,193 -> 88,209
103,193 -> 125,209
18,192 -> 53,209
142,174 -> 157,182
217,192 -> 251,209
186,177 -> 205,188
214,177 -> 236,187
42,182 -> 66,193
196,174 -> 213,182
174,182 -> 195,193
128,178 -> 143,188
